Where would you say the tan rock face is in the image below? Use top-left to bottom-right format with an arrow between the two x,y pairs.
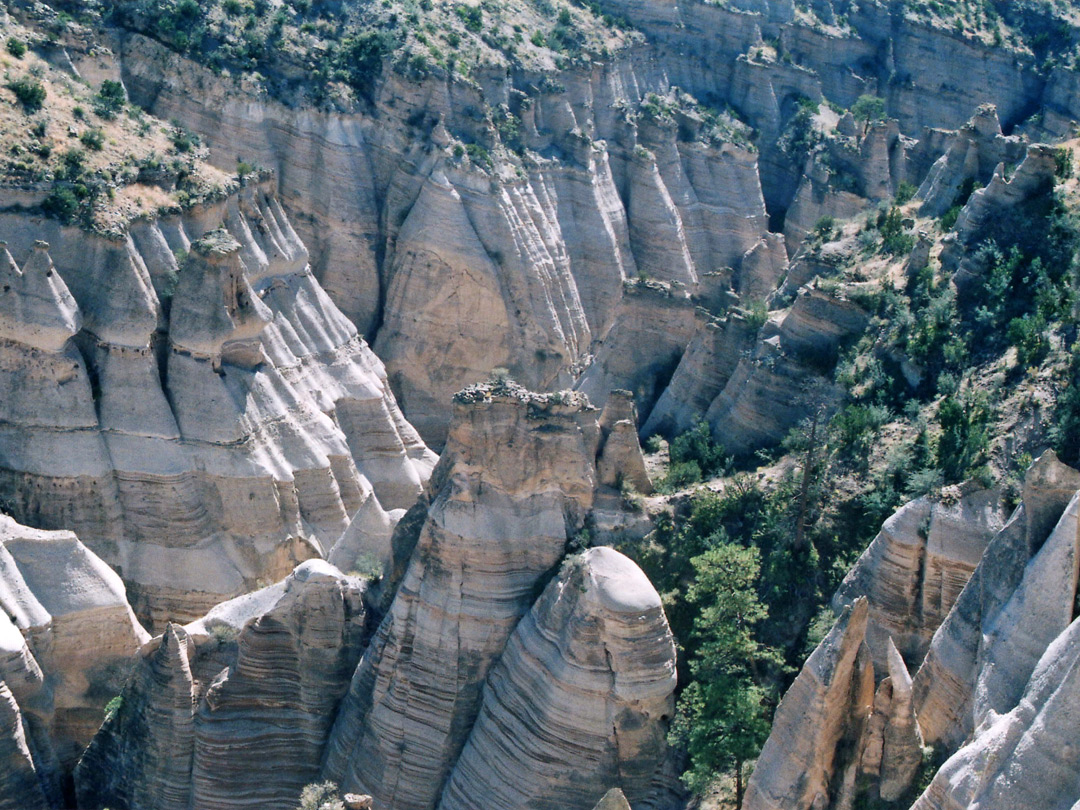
591,789 -> 633,810
322,383 -> 655,810
437,547 -> 676,810
322,385 -> 604,810
643,313 -> 757,439
0,514 -> 148,805
0,183 -> 435,628
746,453 -> 1080,810
744,599 -> 873,810
75,560 -> 367,810
833,485 -> 1004,670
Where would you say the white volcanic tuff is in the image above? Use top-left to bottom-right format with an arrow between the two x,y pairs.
917,105 -> 1027,218
327,490 -> 398,574
943,143 -> 1059,289
0,514 -> 148,789
538,149 -> 637,334
596,390 -> 653,495
627,149 -> 698,285
642,313 -> 758,438
0,242 -> 81,353
436,547 -> 677,810
74,623 -> 198,810
111,35 -> 780,445
742,600 -> 924,810
323,387 -> 623,810
189,561 -> 368,810
911,616 -> 1080,810
913,452 -> 1080,749
75,560 -> 368,810
0,680 -> 48,810
576,283 -> 701,415
832,485 -> 1004,669
0,185 -> 434,628
374,171 -> 523,448
689,287 -> 867,456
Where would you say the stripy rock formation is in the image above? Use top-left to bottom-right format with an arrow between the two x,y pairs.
0,181 -> 435,628
322,380 -> 658,809
73,380 -> 669,810
832,484 -> 1005,670
0,514 -> 148,802
75,559 -> 369,810
437,547 -> 677,810
745,451 -> 1080,810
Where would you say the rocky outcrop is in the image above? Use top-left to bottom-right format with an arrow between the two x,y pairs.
374,168 -> 590,447
783,119 -> 911,249
327,490 -> 400,576
941,143 -> 1059,290
689,287 -> 866,457
642,311 -> 758,439
833,485 -> 1004,669
323,382 -> 652,810
745,452 -> 1080,810
75,560 -> 368,810
910,615 -> 1080,810
0,680 -> 49,810
96,32 -> 783,445
744,598 -> 927,810
743,598 -> 874,810
0,182 -> 434,628
576,281 -> 701,418
0,514 -> 147,806
912,452 -> 1080,749
597,391 -> 653,495
917,105 -> 1027,218
437,547 -> 676,810
591,789 -> 632,810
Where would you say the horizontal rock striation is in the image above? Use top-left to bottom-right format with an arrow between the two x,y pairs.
323,382 -> 655,810
833,484 -> 1004,669
0,181 -> 434,628
75,560 -> 368,810
436,547 -> 676,810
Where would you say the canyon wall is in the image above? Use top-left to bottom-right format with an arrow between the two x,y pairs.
0,182 -> 434,628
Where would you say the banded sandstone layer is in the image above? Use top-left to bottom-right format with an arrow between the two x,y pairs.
73,380 -> 673,810
0,180 -> 435,629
